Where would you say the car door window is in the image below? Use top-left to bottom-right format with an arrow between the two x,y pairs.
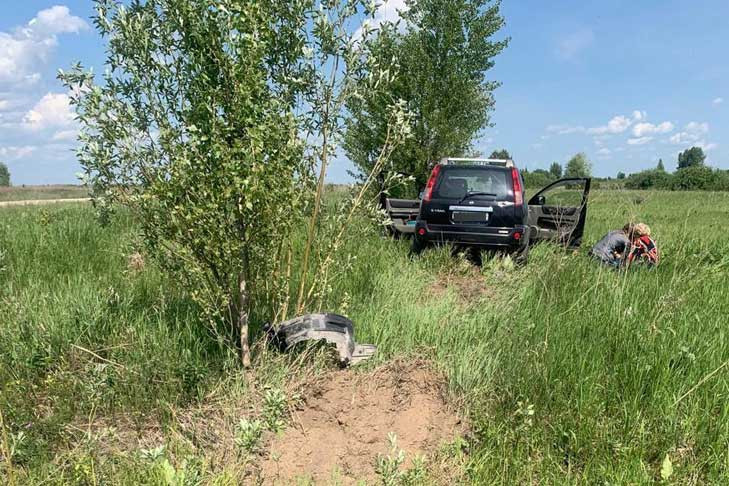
537,180 -> 587,207
527,178 -> 591,248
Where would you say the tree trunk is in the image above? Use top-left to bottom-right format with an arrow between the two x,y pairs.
238,274 -> 251,368
378,172 -> 387,210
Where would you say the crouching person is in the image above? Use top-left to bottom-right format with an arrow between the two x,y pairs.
590,223 -> 633,267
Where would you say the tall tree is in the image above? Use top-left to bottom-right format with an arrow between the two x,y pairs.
489,149 -> 511,159
549,162 -> 562,179
0,162 -> 9,187
677,147 -> 706,169
656,158 -> 665,171
345,0 -> 508,193
565,153 -> 592,178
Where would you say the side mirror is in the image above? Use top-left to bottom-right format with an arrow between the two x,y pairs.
533,195 -> 546,206
418,191 -> 424,200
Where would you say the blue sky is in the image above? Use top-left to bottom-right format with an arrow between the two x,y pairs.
0,1 -> 727,185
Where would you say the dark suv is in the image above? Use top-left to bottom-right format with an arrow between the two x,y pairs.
411,158 -> 591,260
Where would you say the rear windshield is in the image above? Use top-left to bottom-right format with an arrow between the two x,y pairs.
433,166 -> 512,201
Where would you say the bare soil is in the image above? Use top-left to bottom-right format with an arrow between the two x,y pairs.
426,267 -> 494,303
259,360 -> 465,484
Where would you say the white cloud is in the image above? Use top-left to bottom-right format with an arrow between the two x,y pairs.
596,147 -> 611,157
0,6 -> 88,87
27,6 -> 88,36
698,142 -> 718,151
632,121 -> 674,137
51,128 -> 78,141
627,136 -> 652,145
546,124 -> 585,135
0,145 -> 37,160
713,97 -> 723,105
587,111 -> 645,135
669,122 -> 709,145
546,111 -> 646,137
22,92 -> 75,130
666,122 -> 717,151
587,115 -> 632,135
355,0 -> 408,40
556,29 -> 594,60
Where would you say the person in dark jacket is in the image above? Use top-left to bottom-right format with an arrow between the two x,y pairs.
590,223 -> 633,267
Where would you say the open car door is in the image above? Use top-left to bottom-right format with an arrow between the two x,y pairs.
527,178 -> 591,249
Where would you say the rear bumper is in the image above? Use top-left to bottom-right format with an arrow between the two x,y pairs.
415,222 -> 527,249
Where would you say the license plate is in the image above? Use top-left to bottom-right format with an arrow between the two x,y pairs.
452,211 -> 489,223
407,220 -> 417,226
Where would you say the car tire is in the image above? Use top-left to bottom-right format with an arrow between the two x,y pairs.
411,235 -> 427,256
514,240 -> 530,266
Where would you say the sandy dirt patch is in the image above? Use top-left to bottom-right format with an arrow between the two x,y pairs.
260,360 -> 465,484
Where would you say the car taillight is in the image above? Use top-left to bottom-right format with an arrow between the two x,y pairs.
422,164 -> 442,202
513,231 -> 522,241
511,167 -> 523,205
418,228 -> 426,236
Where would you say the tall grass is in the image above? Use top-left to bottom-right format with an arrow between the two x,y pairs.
1,191 -> 728,483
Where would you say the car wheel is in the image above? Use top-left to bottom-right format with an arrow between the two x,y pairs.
410,235 -> 426,256
514,240 -> 530,266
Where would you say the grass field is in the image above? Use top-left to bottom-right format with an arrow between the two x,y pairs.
1,189 -> 728,484
0,185 -> 88,203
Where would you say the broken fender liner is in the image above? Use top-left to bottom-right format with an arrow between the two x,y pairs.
266,313 -> 376,366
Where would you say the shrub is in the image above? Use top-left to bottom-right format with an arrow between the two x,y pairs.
565,153 -> 592,178
0,162 -> 9,186
712,170 -> 729,191
522,169 -> 554,188
671,166 -> 718,191
624,169 -> 673,190
59,0 -> 408,367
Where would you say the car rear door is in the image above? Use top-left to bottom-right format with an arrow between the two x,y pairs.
385,198 -> 421,235
527,178 -> 591,248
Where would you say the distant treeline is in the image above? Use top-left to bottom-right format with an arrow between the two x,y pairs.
620,147 -> 728,191
621,165 -> 729,191
523,146 -> 729,191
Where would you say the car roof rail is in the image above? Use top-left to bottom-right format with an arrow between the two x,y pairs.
440,157 -> 515,168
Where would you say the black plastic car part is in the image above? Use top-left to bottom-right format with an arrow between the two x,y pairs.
266,313 -> 377,366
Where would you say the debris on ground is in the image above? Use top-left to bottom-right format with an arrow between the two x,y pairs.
127,251 -> 145,272
266,313 -> 377,366
259,360 -> 466,484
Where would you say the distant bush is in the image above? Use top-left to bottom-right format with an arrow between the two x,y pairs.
624,169 -> 673,190
522,169 -> 555,188
714,170 -> 729,191
670,166 -> 714,190
624,166 -> 729,191
0,161 -> 10,187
